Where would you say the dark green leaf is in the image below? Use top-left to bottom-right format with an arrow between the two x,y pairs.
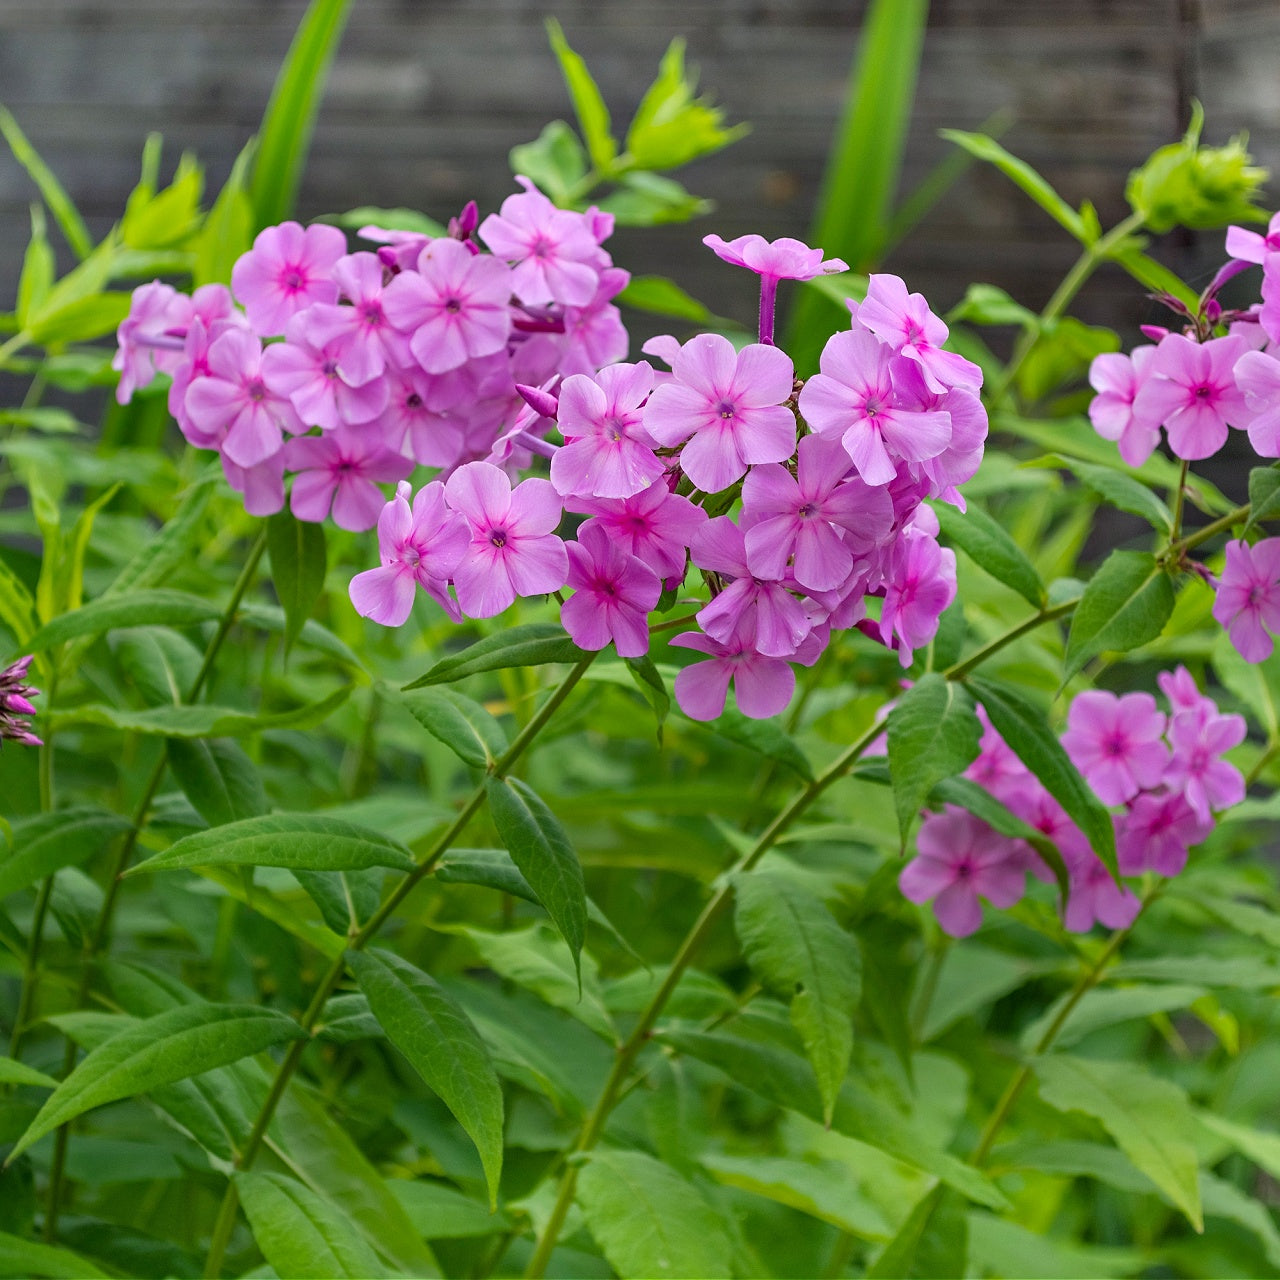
624,654 -> 670,736
104,473 -> 217,596
401,687 -> 507,769
112,627 -> 202,706
1063,550 -> 1174,680
0,1232 -> 109,1279
436,848 -> 538,904
166,738 -> 268,827
1247,465 -> 1280,533
405,624 -> 585,688
51,688 -> 349,738
349,949 -> 504,1207
706,705 -> 814,781
868,1185 -> 969,1280
934,502 -> 1044,607
267,508 -> 327,658
387,1180 -> 509,1239
0,809 -> 130,899
1038,453 -> 1174,532
294,867 -> 383,935
25,590 -> 221,653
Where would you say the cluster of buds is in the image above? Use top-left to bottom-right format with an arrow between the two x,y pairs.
0,656 -> 41,748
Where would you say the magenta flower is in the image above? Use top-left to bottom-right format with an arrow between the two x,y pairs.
856,274 -> 982,394
0,655 -> 42,747
183,327 -> 303,468
1232,349 -> 1280,456
444,462 -> 568,618
879,531 -> 956,667
283,428 -> 412,531
1158,664 -> 1217,723
1117,791 -> 1209,877
559,266 -> 630,376
1060,690 -> 1169,807
231,220 -> 347,337
644,334 -> 796,494
1212,538 -> 1280,662
740,434 -> 894,592
349,480 -> 468,626
561,523 -> 662,657
478,177 -> 603,307
261,316 -> 389,431
113,280 -> 193,403
798,329 -> 952,487
1062,851 -> 1141,933
569,479 -> 707,581
383,238 -> 514,374
1088,346 -> 1162,466
966,706 -> 1035,807
1131,333 -> 1249,460
1164,707 -> 1246,824
1226,212 -> 1280,264
671,629 -> 796,722
222,450 -> 285,518
899,807 -> 1026,938
550,361 -> 665,499
302,252 -> 413,386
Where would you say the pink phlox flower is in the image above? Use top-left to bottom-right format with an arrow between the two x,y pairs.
1062,850 -> 1141,933
383,237 -> 514,374
1059,690 -> 1169,807
357,224 -> 434,272
1212,538 -> 1280,662
376,365 -> 465,468
1002,786 -> 1082,885
1117,790 -> 1209,877
561,522 -> 662,657
302,252 -> 414,386
1226,212 -> 1280,265
569,478 -> 706,581
1131,333 -> 1249,460
856,273 -> 983,395
114,280 -> 195,403
478,177 -> 603,308
703,233 -> 848,281
878,530 -> 956,668
692,516 -> 812,659
261,314 -> 389,431
551,361 -> 665,499
1164,705 -> 1247,823
1157,664 -> 1219,727
798,329 -> 952,487
640,333 -> 683,370
221,450 -> 285,518
231,220 -> 346,337
740,434 -> 893,592
558,266 -> 631,376
486,387 -> 559,473
283,427 -> 412,531
0,654 -> 43,747
444,461 -> 568,618
965,706 -> 1035,806
184,327 -> 303,469
349,480 -> 467,626
899,807 -> 1026,938
890,361 -> 988,506
643,334 -> 796,494
1088,346 -> 1162,467
1232,348 -> 1280,456
1261,264 -> 1280,345
671,627 -> 796,722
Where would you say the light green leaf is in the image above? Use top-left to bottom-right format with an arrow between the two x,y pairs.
705,705 -> 813,781
112,626 -> 202,706
0,1059 -> 57,1089
868,1185 -> 968,1280
401,687 -> 507,769
934,502 -> 1044,607
236,1171 -> 387,1279
617,275 -> 717,324
0,558 -> 37,647
267,507 -> 327,657
733,872 -> 860,1124
104,473 -> 217,596
349,949 -> 504,1207
0,1231 -> 109,1279
544,19 -> 616,174
9,1003 -> 307,1160
1063,550 -> 1174,681
1020,984 -> 1207,1051
509,121 -> 588,205
194,140 -> 254,287
1034,1053 -> 1202,1230
16,204 -> 54,326
577,1149 -> 733,1280
0,808 -> 130,900
966,1211 -> 1146,1280
0,108 -> 93,259
405,623 -> 585,688
1198,1111 -> 1280,1182
1247,464 -> 1280,533
387,1179 -> 509,1239
130,812 -> 415,876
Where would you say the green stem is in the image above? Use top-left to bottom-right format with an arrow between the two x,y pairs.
1169,459 -> 1191,544
202,652 -> 599,1280
1167,501 -> 1249,558
944,598 -> 1079,682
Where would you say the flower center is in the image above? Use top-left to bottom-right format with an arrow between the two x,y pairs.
489,529 -> 509,549
717,400 -> 737,421
247,379 -> 267,403
406,393 -> 423,409
283,268 -> 305,291
444,297 -> 463,315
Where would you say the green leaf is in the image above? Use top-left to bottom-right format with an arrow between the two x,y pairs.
348,949 -> 504,1207
934,502 -> 1044,607
166,738 -> 268,827
387,1180 -> 509,1239
0,1231 -> 109,1279
595,172 -> 711,227
0,1059 -> 57,1090
0,558 -> 37,649
0,808 -> 130,899
17,204 -> 54,327
508,121 -> 588,205
624,655 -> 670,736
112,626 -> 202,706
1021,984 -> 1207,1051
1247,464 -> 1280,533
249,0 -> 354,229
104,473 -> 217,596
401,687 -> 507,769
617,275 -> 716,324
624,38 -> 748,173
236,1171 -> 387,1279
1015,317 -> 1120,404
887,674 -> 982,846
24,589 -> 221,653
966,676 -> 1117,876
8,1003 -> 307,1160
544,19 -> 616,174
27,292 -> 133,346
194,140 -> 254,287
577,1149 -> 733,1280
1108,244 -> 1200,310
947,283 -> 1038,329
485,776 -> 586,977
733,873 -> 861,1124
966,1211 -> 1145,1280
129,812 -> 415,875
294,867 -> 383,935
0,108 -> 93,260
706,705 -> 814,781
1063,550 -> 1174,680
436,847 -> 538,903
325,206 -> 446,237
1037,453 -> 1174,532
267,508 -> 327,658
405,623 -> 585,688
122,149 -> 204,250
1198,1112 -> 1280,1183
868,1185 -> 968,1280
1034,1053 -> 1202,1230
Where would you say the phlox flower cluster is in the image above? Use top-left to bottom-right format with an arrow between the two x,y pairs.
899,668 -> 1244,937
0,655 -> 41,748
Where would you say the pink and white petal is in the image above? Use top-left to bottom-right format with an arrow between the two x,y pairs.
672,333 -> 739,400
644,382 -> 717,446
737,404 -> 798,466
679,425 -> 747,494
508,476 -> 566,537
734,342 -> 796,405
609,603 -> 652,658
898,854 -> 956,904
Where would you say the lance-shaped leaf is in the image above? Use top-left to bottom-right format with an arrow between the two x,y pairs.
1037,453 -> 1174,532
933,502 -> 1044,608
348,949 -> 504,1207
401,687 -> 507,769
24,590 -> 221,652
733,873 -> 861,1124
8,1003 -> 306,1160
485,776 -> 586,979
267,508 -> 327,657
577,1149 -> 733,1280
405,623 -> 585,688
887,674 -> 982,846
0,808 -> 130,899
1035,1053 -> 1202,1230
0,1231 -> 109,1280
236,1172 -> 387,1280
166,738 -> 267,828
1063,550 -> 1174,681
0,1059 -> 57,1089
128,813 -> 415,876
965,676 -> 1117,876
1247,464 -> 1280,533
